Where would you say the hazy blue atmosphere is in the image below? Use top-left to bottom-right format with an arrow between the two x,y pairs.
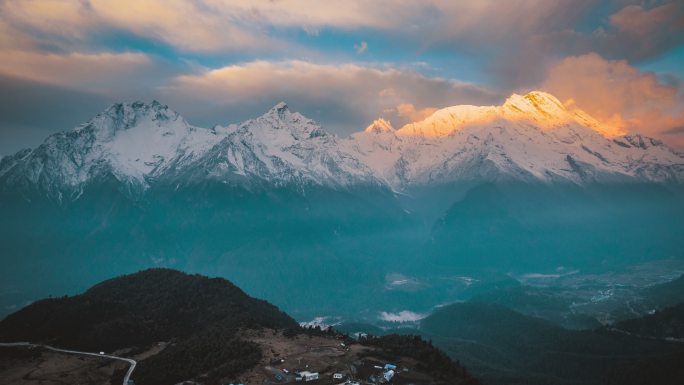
2,2 -> 684,385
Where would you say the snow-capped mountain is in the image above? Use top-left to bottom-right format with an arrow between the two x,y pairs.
0,101 -> 223,201
350,91 -> 684,186
175,102 -> 381,189
0,101 -> 383,201
1,91 -> 683,202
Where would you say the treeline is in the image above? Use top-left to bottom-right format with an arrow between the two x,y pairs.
134,325 -> 262,385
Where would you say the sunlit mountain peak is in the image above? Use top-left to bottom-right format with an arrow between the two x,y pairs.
364,118 -> 395,133
394,91 -> 624,139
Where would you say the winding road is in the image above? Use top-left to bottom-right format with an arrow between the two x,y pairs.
0,341 -> 137,385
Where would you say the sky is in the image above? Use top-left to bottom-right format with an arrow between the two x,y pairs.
0,0 -> 683,155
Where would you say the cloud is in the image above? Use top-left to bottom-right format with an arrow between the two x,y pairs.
165,60 -> 501,135
541,53 -> 684,146
395,103 -> 437,122
0,74 -> 112,154
379,310 -> 426,323
0,50 -> 154,91
354,41 -> 368,54
514,1 -> 684,88
608,2 -> 684,61
0,0 -> 284,53
664,126 -> 684,135
1,0 -> 681,91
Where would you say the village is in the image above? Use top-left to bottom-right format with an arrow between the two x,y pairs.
261,357 -> 399,385
237,329 -> 441,385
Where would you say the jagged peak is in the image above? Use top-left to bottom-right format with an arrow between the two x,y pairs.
255,101 -> 304,125
365,118 -> 395,133
256,101 -> 308,124
502,91 -> 567,118
272,101 -> 289,111
77,100 -> 182,136
263,101 -> 292,119
522,91 -> 564,107
103,100 -> 172,116
242,102 -> 329,140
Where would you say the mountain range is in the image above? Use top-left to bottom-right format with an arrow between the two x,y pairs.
1,91 -> 682,202
1,90 -> 683,324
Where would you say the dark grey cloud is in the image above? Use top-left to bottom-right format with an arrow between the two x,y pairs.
0,75 -> 111,155
663,126 -> 684,135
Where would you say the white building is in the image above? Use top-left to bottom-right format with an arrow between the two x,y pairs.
384,369 -> 395,381
299,371 -> 319,382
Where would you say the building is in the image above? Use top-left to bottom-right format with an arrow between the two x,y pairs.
299,371 -> 319,382
352,332 -> 368,340
383,370 -> 395,382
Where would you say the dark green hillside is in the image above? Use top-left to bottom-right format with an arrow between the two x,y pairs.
642,274 -> 684,309
0,268 -> 298,385
614,303 -> 684,339
360,334 -> 480,385
0,268 -> 297,350
420,302 -> 684,385
421,302 -> 566,348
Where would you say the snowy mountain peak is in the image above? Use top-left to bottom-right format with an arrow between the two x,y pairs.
354,91 -> 683,186
77,100 -> 184,140
393,92 -> 570,139
365,118 -> 395,134
502,91 -> 567,119
392,90 -> 621,139
247,102 -> 328,140
264,101 -> 292,119
188,104 -> 381,189
396,104 -> 498,137
272,101 -> 289,111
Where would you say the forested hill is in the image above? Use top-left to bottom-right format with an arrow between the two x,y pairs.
0,268 -> 298,350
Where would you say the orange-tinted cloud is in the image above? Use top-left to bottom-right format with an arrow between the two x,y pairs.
0,0 -> 594,55
0,50 -> 153,90
0,0 -> 283,53
166,60 -> 499,134
542,53 -> 684,147
395,103 -> 437,123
